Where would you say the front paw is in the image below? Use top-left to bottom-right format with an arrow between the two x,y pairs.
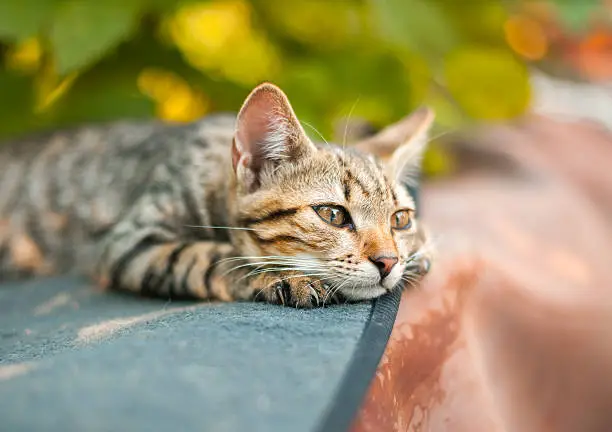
405,254 -> 432,278
250,272 -> 335,308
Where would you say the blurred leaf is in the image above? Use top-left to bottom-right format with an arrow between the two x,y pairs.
147,0 -> 184,13
0,72 -> 36,138
423,88 -> 466,129
0,0 -> 56,40
50,0 -> 143,74
553,0 -> 599,33
402,53 -> 431,107
423,143 -> 455,178
167,0 -> 279,86
280,50 -> 413,138
433,0 -> 507,47
259,0 -> 363,50
49,70 -> 153,127
138,68 -> 210,122
445,46 -> 530,120
6,38 -> 43,73
372,0 -> 457,57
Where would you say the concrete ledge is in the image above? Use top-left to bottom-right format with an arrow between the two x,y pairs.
0,276 -> 398,432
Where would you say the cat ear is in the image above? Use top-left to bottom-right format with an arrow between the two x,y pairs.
232,83 -> 316,191
353,107 -> 434,187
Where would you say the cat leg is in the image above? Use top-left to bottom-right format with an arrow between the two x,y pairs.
96,222 -> 339,306
96,227 -> 257,301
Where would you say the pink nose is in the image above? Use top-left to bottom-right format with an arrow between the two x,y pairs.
369,255 -> 398,279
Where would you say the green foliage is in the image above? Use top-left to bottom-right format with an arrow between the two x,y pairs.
373,0 -> 458,58
0,71 -> 36,136
50,0 -> 144,74
0,0 -> 57,40
2,0 -> 578,163
552,0 -> 600,33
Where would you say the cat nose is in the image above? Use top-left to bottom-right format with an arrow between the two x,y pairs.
369,255 -> 399,280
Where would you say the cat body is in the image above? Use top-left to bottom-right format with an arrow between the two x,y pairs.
0,84 -> 432,307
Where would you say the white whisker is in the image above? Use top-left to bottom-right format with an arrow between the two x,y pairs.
427,128 -> 456,144
324,276 -> 350,305
184,224 -> 258,231
238,266 -> 324,282
217,255 -> 318,265
222,257 -> 326,279
301,120 -> 331,148
342,97 -> 361,152
350,281 -> 358,299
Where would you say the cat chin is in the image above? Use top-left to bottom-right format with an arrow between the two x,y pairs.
340,286 -> 388,301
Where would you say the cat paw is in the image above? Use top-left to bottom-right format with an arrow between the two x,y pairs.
405,255 -> 432,277
251,272 -> 336,308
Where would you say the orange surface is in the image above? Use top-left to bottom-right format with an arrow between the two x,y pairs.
352,116 -> 612,432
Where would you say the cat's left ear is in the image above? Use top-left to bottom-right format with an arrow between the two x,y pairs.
232,83 -> 316,192
353,107 -> 434,187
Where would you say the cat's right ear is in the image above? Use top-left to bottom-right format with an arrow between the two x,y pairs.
232,83 -> 316,192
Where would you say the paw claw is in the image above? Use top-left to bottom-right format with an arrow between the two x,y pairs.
274,282 -> 285,305
251,272 -> 330,308
309,284 -> 319,307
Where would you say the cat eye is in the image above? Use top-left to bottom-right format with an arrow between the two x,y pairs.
312,205 -> 353,228
391,210 -> 413,230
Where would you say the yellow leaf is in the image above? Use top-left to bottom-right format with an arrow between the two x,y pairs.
445,47 -> 531,120
6,37 -> 42,74
166,0 -> 278,85
137,68 -> 209,123
504,15 -> 548,60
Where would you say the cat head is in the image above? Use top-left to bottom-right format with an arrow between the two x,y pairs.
230,83 -> 433,300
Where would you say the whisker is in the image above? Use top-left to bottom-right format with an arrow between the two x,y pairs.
350,281 -> 358,300
324,277 -> 350,305
401,274 -> 421,291
220,261 -> 293,277
184,224 -> 259,231
216,255 -> 320,266
230,259 -> 328,282
273,273 -> 333,284
238,266 -> 324,282
342,96 -> 361,152
241,264 -> 276,281
401,274 -> 419,283
217,255 -> 317,262
427,128 -> 457,144
340,96 -> 361,173
301,120 -> 331,149
242,263 -> 328,279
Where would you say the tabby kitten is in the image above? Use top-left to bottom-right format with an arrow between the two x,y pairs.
0,83 -> 433,307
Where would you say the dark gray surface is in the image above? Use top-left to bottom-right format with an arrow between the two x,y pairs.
0,277 -> 371,432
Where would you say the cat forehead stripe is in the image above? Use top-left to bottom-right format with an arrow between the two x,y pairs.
338,152 -> 395,204
240,207 -> 301,227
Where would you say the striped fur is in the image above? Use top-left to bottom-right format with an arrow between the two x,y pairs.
0,83 -> 433,307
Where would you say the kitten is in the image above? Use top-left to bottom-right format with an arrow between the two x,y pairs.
0,83 -> 433,307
